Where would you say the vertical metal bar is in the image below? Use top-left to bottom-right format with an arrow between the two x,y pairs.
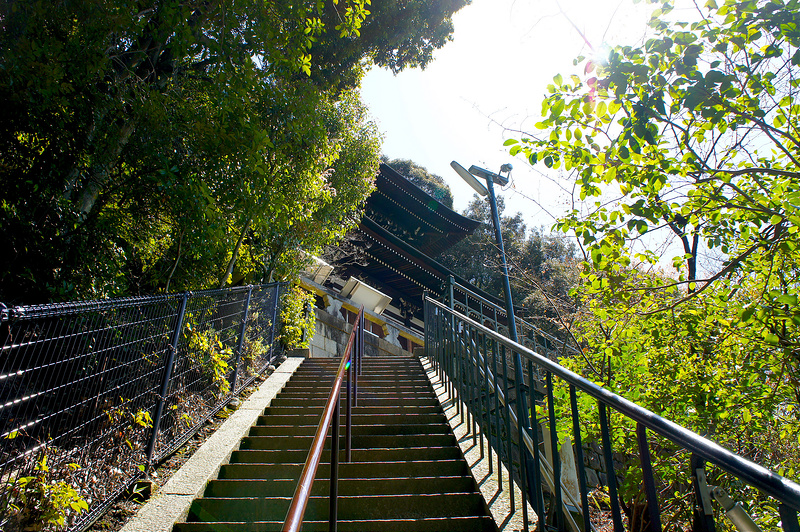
636,424 -> 662,532
780,504 -> 800,532
528,361 -> 546,531
570,385 -> 591,532
599,402 -> 624,532
330,399 -> 340,532
546,372 -> 564,531
451,320 -> 458,408
229,286 -> 253,394
354,313 -> 362,406
469,329 -> 477,446
346,358 -> 352,463
449,276 -> 457,408
502,344 -> 515,512
437,308 -> 445,386
474,333 -> 482,454
513,349 -> 529,532
474,333 -> 483,456
492,338 -> 503,490
482,332 -> 490,470
458,322 -> 465,424
461,323 -> 468,432
146,291 -> 190,464
691,454 -> 716,532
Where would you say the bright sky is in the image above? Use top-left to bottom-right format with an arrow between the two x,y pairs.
361,0 -> 663,229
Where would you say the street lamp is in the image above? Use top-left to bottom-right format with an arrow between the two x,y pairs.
450,161 -> 518,343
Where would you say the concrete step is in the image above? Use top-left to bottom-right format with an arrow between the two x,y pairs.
255,413 -> 447,426
248,422 -> 452,437
262,405 -> 442,416
218,460 -> 469,480
239,433 -> 457,450
268,396 -> 439,407
174,516 -> 496,532
203,475 -> 477,498
186,492 -> 488,522
276,388 -> 435,399
230,445 -> 462,464
171,356 -> 497,532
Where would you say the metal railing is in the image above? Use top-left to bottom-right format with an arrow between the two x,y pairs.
446,276 -> 580,361
282,307 -> 364,532
424,296 -> 800,532
0,284 -> 285,532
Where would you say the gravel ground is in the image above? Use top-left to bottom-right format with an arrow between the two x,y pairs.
86,369 -> 274,532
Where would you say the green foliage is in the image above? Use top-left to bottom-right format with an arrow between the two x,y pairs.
382,157 -> 455,208
0,0 -> 469,303
4,452 -> 88,531
439,196 -> 580,340
104,397 -> 154,452
279,285 -> 317,350
186,324 -> 233,397
553,270 -> 799,528
509,0 -> 800,527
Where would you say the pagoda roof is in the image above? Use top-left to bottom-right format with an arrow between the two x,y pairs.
366,163 -> 480,257
350,216 -> 504,308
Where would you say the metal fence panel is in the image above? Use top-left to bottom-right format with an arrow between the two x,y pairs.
0,284 -> 284,531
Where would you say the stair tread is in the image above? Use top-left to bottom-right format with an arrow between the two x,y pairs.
173,356 -> 496,532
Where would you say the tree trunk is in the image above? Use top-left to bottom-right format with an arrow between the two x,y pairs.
219,217 -> 252,289
75,121 -> 136,216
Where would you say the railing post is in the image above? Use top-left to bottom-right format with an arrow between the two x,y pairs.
528,361 -> 547,530
637,423 -> 663,532
330,397 -> 340,532
346,353 -> 352,462
599,402 -> 624,532
513,349 -> 530,531
146,291 -> 190,464
230,285 -> 253,394
570,385 -> 591,532
546,372 -> 563,531
780,504 -> 800,532
692,454 -> 717,532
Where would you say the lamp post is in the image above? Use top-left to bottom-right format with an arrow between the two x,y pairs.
451,163 -> 543,530
450,161 -> 517,343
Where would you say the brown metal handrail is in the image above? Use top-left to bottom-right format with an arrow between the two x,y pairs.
282,307 -> 364,532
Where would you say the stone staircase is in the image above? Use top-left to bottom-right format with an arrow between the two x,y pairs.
172,355 -> 497,531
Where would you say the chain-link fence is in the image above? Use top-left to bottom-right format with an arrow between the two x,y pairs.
0,284 -> 286,531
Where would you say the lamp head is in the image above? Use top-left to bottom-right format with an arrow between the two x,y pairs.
468,165 -> 509,187
451,161 -> 489,196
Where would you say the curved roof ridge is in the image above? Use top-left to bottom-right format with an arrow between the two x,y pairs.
377,163 -> 481,233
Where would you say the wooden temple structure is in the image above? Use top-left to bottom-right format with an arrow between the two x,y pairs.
302,162 -> 504,355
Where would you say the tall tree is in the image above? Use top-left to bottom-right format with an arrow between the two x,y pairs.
507,0 -> 800,527
440,196 -> 579,339
0,0 -> 470,302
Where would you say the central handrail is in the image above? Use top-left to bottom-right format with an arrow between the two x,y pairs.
282,306 -> 364,532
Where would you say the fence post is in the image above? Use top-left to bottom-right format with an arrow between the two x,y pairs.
230,285 -> 253,394
146,291 -> 190,464
269,284 -> 281,364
